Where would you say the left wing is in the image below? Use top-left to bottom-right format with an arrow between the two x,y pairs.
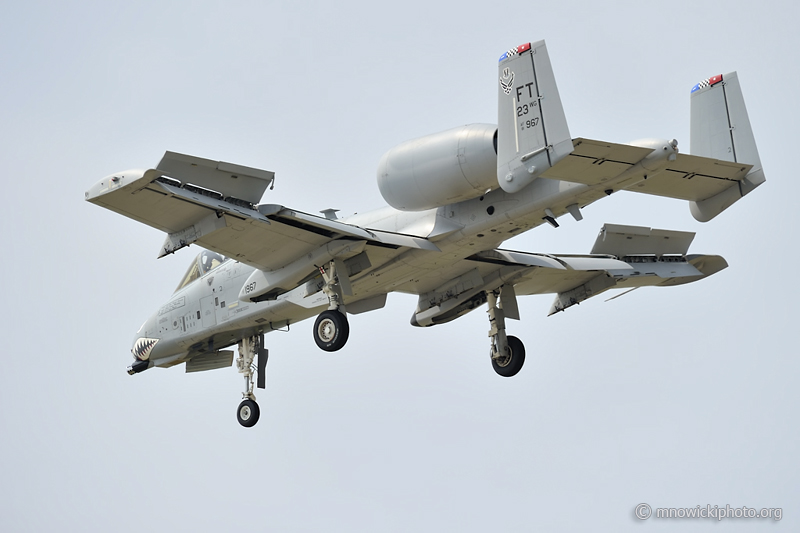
86,152 -> 438,297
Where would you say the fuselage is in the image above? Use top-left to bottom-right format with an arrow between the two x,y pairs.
132,138 -> 679,367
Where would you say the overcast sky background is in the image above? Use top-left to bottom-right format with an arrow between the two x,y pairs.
1,1 -> 797,531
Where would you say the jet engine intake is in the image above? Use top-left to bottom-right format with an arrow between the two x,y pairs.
377,124 -> 498,211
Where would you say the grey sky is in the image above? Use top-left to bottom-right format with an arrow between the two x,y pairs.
1,1 -> 797,531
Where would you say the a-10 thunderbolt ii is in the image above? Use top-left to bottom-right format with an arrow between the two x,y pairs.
86,40 -> 765,427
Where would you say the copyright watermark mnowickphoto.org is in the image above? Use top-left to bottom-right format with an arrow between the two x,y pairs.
634,503 -> 782,521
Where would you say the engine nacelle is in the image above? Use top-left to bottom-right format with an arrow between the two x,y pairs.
377,124 -> 498,211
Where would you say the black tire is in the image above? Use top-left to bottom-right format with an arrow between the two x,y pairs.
313,310 -> 349,352
237,399 -> 260,428
491,335 -> 526,377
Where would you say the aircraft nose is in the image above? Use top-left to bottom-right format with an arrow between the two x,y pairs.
132,337 -> 159,361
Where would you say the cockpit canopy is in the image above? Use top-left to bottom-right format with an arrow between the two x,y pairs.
175,250 -> 227,292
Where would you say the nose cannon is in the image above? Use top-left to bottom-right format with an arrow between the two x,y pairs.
127,360 -> 150,375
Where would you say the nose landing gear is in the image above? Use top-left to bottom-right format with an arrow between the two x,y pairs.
235,334 -> 268,427
237,398 -> 260,428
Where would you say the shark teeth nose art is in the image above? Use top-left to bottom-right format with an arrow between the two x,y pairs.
133,338 -> 159,360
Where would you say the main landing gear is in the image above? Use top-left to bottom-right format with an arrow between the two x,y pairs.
314,310 -> 349,351
235,334 -> 268,428
486,289 -> 526,377
235,260 -> 350,427
311,259 -> 350,352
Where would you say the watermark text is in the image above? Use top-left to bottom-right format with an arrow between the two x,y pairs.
634,503 -> 782,521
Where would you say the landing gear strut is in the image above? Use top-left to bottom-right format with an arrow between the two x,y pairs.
312,259 -> 350,352
487,289 -> 526,377
235,334 -> 268,427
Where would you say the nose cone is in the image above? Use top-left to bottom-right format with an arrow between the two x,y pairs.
132,337 -> 159,361
132,313 -> 159,361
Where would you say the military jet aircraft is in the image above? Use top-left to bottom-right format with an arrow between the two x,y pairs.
86,40 -> 765,427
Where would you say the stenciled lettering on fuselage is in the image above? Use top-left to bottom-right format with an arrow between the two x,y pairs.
158,296 -> 186,316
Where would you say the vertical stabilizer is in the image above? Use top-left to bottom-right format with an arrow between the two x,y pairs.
689,72 -> 765,221
496,40 -> 573,194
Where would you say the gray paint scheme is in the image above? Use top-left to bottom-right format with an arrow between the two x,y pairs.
497,40 -> 573,194
86,39 -> 763,409
689,72 -> 766,221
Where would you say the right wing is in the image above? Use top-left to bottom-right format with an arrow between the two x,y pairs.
412,223 -> 726,327
467,223 -> 727,315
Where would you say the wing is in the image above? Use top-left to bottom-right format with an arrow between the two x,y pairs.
411,223 -> 726,326
86,152 -> 437,296
468,224 -> 726,315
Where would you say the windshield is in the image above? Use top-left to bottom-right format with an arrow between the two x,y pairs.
175,251 -> 226,292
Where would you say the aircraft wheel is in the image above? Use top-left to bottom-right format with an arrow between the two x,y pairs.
237,399 -> 260,428
491,335 -> 525,377
313,310 -> 349,352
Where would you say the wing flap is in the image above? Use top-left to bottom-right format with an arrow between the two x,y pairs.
157,151 -> 274,204
590,224 -> 695,257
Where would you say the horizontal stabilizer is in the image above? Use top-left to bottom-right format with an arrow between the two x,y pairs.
533,72 -> 765,221
540,138 -> 753,203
